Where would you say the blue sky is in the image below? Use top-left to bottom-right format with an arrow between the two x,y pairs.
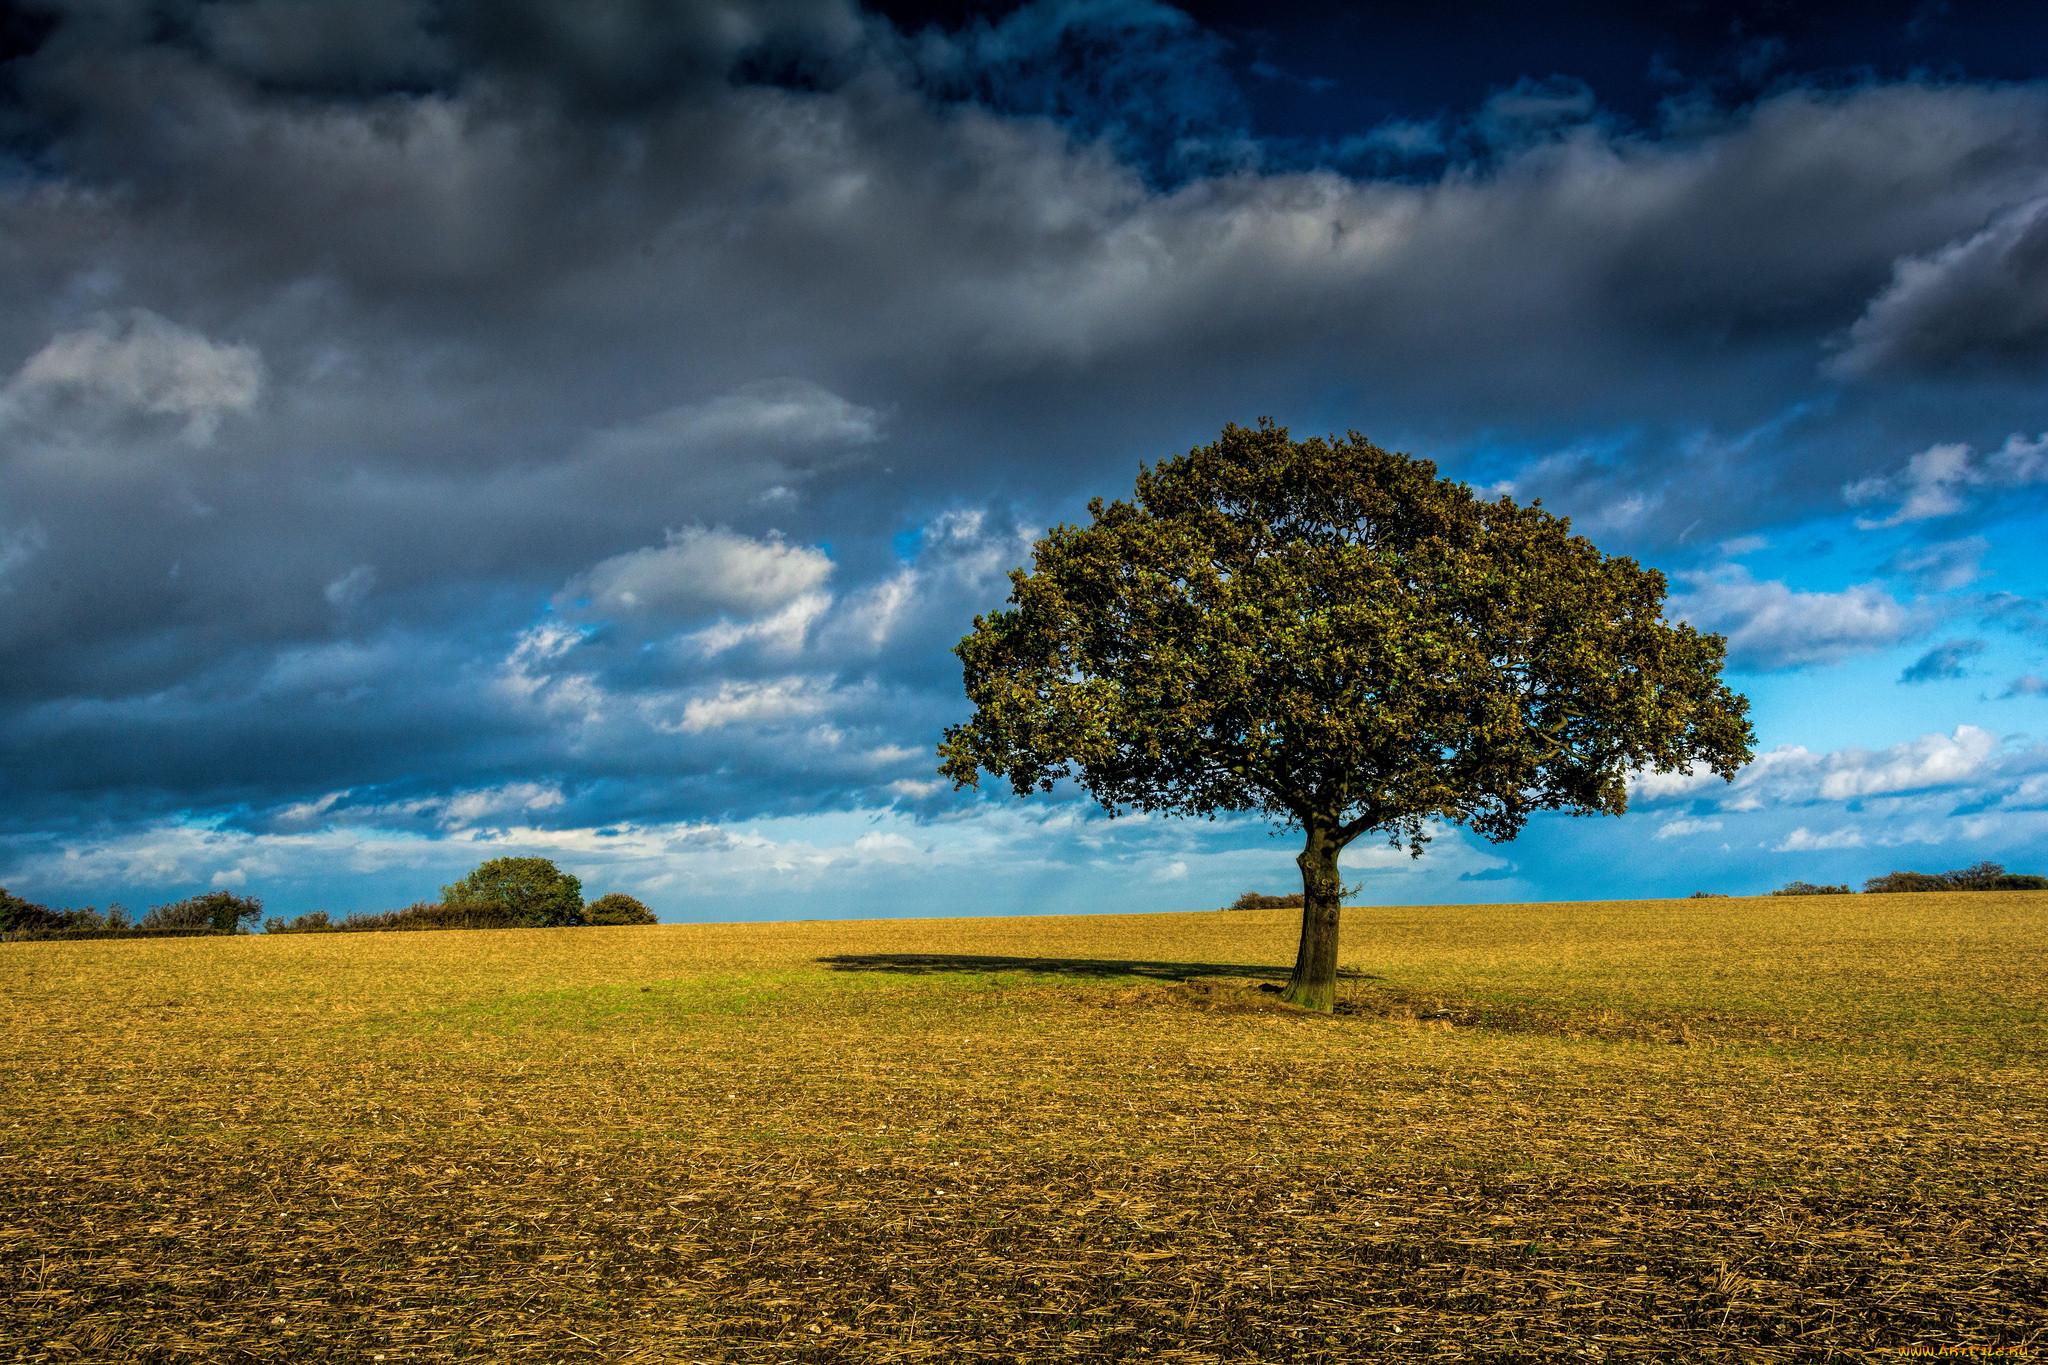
2,0 -> 2046,921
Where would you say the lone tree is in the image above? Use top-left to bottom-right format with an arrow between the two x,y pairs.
442,857 -> 586,928
938,421 -> 1754,1011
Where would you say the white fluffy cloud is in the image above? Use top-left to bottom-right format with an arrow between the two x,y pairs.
1844,432 -> 2048,527
569,527 -> 834,619
1635,724 -> 2005,812
1815,725 -> 1999,799
1773,826 -> 1865,852
1667,566 -> 1918,670
672,675 -> 843,733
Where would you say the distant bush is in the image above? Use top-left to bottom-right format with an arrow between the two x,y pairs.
1865,862 -> 2047,893
1767,881 -> 1852,897
264,901 -> 528,934
2,887 -> 59,934
443,858 -> 585,928
1689,891 -> 1730,898
3,889 -> 197,941
143,891 -> 263,932
365,901 -> 516,931
584,892 -> 657,925
1,892 -> 134,936
1226,891 -> 1304,910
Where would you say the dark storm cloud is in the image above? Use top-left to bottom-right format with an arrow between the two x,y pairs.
5,0 -> 2048,859
1832,195 -> 2048,377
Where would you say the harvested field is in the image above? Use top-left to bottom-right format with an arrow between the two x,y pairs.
2,893 -> 2043,1361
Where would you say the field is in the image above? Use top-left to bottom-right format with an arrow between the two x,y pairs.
2,894 -> 2043,1362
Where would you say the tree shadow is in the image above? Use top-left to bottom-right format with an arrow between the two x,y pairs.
817,953 -> 1381,983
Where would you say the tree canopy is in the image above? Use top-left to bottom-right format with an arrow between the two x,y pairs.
584,892 -> 658,925
442,857 -> 586,928
939,420 -> 1754,1009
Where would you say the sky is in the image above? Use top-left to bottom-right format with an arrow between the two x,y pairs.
2,0 -> 2047,923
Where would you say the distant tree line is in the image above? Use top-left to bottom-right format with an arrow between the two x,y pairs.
1769,862 -> 2045,897
2,858 -> 657,942
0,888 -> 263,939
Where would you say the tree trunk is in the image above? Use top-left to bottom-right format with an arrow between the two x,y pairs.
1281,821 -> 1344,1012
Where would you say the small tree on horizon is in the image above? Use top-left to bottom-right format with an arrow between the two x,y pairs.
938,420 -> 1755,1011
584,892 -> 658,925
442,857 -> 586,928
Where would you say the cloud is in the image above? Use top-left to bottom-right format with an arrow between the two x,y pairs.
1456,864 -> 1518,881
2005,675 -> 2048,698
1654,817 -> 1723,840
567,527 -> 834,620
4,311 -> 262,445
1632,725 -> 2005,811
582,380 -> 883,462
1980,592 -> 2048,642
0,522 -> 48,591
911,0 -> 1248,183
1898,638 -> 1985,684
324,564 -> 377,607
196,0 -> 456,87
1815,725 -> 1998,799
1844,433 -> 2048,527
6,6 -> 2048,907
1667,566 -> 1917,670
1882,537 -> 1986,592
673,675 -> 843,734
1773,825 -> 1864,851
1832,194 -> 2048,377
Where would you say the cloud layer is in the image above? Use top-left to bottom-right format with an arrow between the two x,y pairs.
3,0 -> 2048,914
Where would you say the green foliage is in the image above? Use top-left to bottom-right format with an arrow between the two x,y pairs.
940,420 -> 1752,846
142,891 -> 262,932
584,892 -> 657,925
1865,862 -> 2047,893
938,420 -> 1753,1008
1227,892 -> 1303,910
1768,881 -> 1853,897
1,887 -> 57,934
264,902 -> 521,933
442,858 -> 586,928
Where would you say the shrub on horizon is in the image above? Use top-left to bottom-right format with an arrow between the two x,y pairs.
1767,881 -> 1852,897
263,901 -> 526,934
1227,891 -> 1305,911
338,902 -> 515,932
584,892 -> 657,925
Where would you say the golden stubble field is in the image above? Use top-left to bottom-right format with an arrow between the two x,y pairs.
2,893 -> 2043,1362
